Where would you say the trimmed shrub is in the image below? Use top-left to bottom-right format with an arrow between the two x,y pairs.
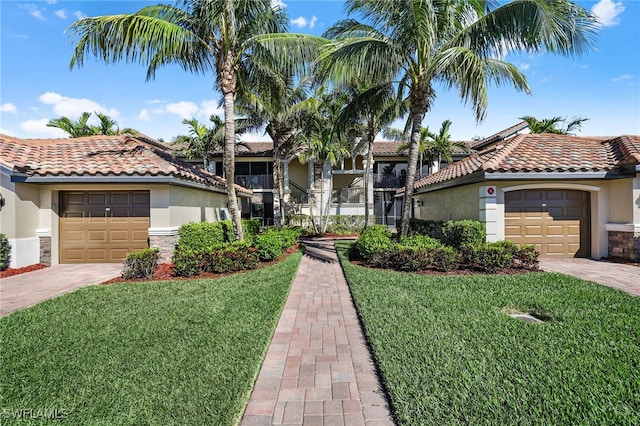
0,233 -> 11,271
441,220 -> 486,248
178,222 -> 227,252
200,242 -> 259,273
461,241 -> 539,273
327,215 -> 365,235
172,249 -> 202,277
255,227 -> 301,261
407,219 -> 445,240
242,219 -> 261,238
355,225 -> 392,262
121,248 -> 159,279
400,234 -> 440,249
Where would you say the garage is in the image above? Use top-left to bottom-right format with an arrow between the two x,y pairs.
60,191 -> 150,263
505,189 -> 590,257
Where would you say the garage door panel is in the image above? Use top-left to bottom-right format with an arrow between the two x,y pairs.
60,191 -> 150,263
505,189 -> 590,258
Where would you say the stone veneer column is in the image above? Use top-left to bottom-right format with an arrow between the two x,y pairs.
148,227 -> 180,263
36,229 -> 51,266
479,186 -> 498,242
606,225 -> 640,261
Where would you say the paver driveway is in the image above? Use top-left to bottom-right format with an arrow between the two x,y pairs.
0,263 -> 123,316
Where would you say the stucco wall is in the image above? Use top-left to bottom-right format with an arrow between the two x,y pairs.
608,179 -> 633,223
414,183 -> 481,221
287,159 -> 308,190
168,185 -> 228,227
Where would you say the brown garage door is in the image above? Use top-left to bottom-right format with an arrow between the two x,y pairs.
505,189 -> 590,257
60,191 -> 150,263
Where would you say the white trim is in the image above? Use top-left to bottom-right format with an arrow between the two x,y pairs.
35,228 -> 51,237
148,227 -> 180,236
605,223 -> 640,233
502,183 -> 602,193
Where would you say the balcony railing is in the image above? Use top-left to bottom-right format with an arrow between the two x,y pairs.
234,174 -> 273,189
332,187 -> 365,204
373,174 -> 406,189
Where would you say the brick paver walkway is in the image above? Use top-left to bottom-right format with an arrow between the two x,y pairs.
241,239 -> 394,425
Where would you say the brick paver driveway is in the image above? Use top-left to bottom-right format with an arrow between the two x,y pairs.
0,263 -> 123,316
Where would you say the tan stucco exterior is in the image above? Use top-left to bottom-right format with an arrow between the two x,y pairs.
0,177 -> 231,267
415,178 -> 639,259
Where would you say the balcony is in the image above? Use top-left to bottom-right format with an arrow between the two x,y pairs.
332,187 -> 365,204
234,174 -> 273,189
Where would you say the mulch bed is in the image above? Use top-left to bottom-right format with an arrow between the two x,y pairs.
0,263 -> 48,278
348,257 -> 538,276
102,244 -> 300,284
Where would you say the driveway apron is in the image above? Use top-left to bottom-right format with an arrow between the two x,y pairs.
0,263 -> 123,316
241,239 -> 394,425
539,258 -> 639,296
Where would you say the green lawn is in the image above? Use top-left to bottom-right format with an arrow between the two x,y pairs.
1,251 -> 301,425
336,242 -> 640,425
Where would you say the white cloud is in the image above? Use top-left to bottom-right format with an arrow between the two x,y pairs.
138,109 -> 151,121
148,99 -> 164,105
309,16 -> 317,29
54,9 -> 67,19
0,128 -> 16,137
271,0 -> 287,9
540,76 -> 552,83
74,11 -> 87,20
592,0 -> 625,27
20,118 -> 67,138
612,73 -> 633,82
22,4 -> 45,21
46,0 -> 58,4
38,91 -> 120,118
200,100 -> 223,119
518,63 -> 531,71
166,101 -> 199,119
0,103 -> 18,113
291,16 -> 309,28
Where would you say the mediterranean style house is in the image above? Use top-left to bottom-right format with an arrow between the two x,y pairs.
408,133 -> 640,260
0,134 -> 250,267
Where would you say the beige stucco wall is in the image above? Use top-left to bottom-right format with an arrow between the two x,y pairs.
414,178 -> 640,259
414,183 -> 481,221
288,159 -> 309,190
167,185 -> 228,227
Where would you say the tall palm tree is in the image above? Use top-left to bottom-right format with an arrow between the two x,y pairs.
321,0 -> 597,237
297,88 -> 353,233
335,82 -> 407,227
47,112 -> 137,137
68,0 -> 289,241
236,77 -> 311,225
520,115 -> 588,135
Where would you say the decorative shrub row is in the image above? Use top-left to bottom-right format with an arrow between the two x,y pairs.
172,226 -> 301,277
407,219 -> 485,248
0,233 -> 11,271
255,227 -> 302,261
289,214 -> 365,235
122,248 -> 159,279
177,219 -> 260,252
355,225 -> 538,273
173,242 -> 260,277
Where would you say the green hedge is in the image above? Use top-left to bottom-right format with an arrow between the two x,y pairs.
0,233 -> 11,271
354,225 -> 392,262
173,242 -> 260,276
255,227 -> 302,261
177,219 -> 261,252
121,248 -> 159,279
407,219 -> 486,248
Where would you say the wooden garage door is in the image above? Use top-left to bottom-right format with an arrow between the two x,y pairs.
505,189 -> 590,257
60,191 -> 150,263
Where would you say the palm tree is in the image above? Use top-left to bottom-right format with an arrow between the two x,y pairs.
47,112 -> 137,137
173,114 -> 251,171
46,112 -> 94,138
520,115 -> 588,135
321,0 -> 597,237
396,120 -> 468,175
236,77 -> 311,225
335,82 -> 407,227
297,88 -> 353,233
68,0 -> 289,241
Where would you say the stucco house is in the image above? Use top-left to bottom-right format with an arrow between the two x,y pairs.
408,133 -> 640,260
0,134 -> 250,267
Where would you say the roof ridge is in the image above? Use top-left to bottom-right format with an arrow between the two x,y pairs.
481,134 -> 525,171
613,135 -> 640,164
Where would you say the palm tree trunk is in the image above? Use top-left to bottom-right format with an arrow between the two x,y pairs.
399,112 -> 424,239
221,60 -> 244,241
363,123 -> 375,228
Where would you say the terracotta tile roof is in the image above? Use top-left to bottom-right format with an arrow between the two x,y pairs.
408,134 -> 640,192
0,134 -> 251,194
372,141 -> 407,156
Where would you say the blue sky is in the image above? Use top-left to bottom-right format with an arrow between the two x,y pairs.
1,0 -> 638,142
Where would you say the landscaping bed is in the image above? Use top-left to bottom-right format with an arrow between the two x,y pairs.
336,241 -> 640,425
0,263 -> 48,278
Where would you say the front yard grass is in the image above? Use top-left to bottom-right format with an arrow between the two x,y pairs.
336,242 -> 640,425
0,251 -> 301,425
